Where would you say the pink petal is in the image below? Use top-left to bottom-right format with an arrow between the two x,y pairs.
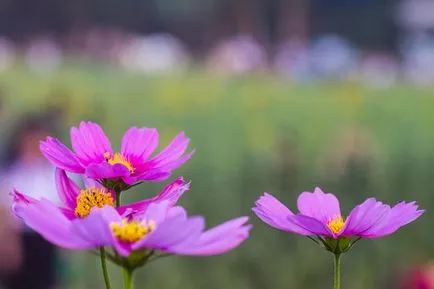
70,206 -> 120,248
132,214 -> 204,251
253,193 -> 312,235
86,162 -> 130,180
340,198 -> 390,237
287,214 -> 334,237
136,201 -> 172,225
70,121 -> 112,165
358,201 -> 424,238
153,177 -> 189,205
60,208 -> 77,220
172,225 -> 251,256
83,176 -> 104,189
10,189 -> 38,215
121,127 -> 159,164
17,199 -> 91,249
123,170 -> 171,184
40,137 -> 84,173
117,177 -> 189,216
145,132 -> 191,169
156,150 -> 195,172
167,206 -> 187,219
196,217 -> 250,244
297,187 -> 341,223
55,169 -> 81,210
101,205 -> 126,244
112,241 -> 133,257
12,189 -> 76,221
170,217 -> 251,256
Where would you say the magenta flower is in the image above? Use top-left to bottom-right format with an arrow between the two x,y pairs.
253,187 -> 424,289
12,199 -> 251,258
40,121 -> 194,185
253,187 -> 423,248
12,168 -> 190,221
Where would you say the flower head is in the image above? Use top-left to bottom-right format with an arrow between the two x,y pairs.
39,121 -> 194,186
74,186 -> 115,218
12,168 -> 190,221
111,219 -> 156,243
12,200 -> 251,259
253,188 -> 424,253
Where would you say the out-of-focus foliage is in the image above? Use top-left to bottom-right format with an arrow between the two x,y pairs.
1,66 -> 433,289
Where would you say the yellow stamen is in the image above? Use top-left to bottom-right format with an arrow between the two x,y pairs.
111,219 -> 156,243
327,215 -> 346,234
104,152 -> 134,173
75,187 -> 115,218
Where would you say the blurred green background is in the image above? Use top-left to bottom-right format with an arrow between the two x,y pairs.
1,66 -> 432,289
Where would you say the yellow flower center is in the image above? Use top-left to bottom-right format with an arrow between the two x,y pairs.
327,215 -> 346,234
75,187 -> 115,218
111,219 -> 156,243
104,152 -> 134,173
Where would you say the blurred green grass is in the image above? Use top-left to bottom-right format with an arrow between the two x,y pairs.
1,66 -> 433,289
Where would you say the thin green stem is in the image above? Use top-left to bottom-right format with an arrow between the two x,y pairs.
127,181 -> 143,190
306,236 -> 320,245
115,189 -> 122,207
123,267 -> 134,289
333,254 -> 341,289
100,247 -> 112,289
347,237 -> 362,251
114,188 -> 122,261
147,252 -> 171,263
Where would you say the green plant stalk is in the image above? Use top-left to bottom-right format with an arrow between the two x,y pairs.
123,267 -> 134,289
100,247 -> 112,289
115,187 -> 135,289
115,188 -> 122,208
334,254 -> 341,289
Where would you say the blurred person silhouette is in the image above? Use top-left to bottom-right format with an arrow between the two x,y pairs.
0,114 -> 63,289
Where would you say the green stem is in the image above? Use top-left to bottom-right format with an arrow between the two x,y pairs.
115,189 -> 121,207
147,252 -> 171,263
333,254 -> 341,289
100,247 -> 112,289
123,267 -> 134,289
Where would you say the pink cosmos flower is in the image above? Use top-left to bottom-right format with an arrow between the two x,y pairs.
253,187 -> 424,241
12,168 -> 190,221
12,199 -> 251,257
40,121 -> 194,185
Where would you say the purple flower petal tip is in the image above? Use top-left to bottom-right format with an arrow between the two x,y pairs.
39,137 -> 84,173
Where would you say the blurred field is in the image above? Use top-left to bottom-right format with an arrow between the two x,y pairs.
1,66 -> 433,289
